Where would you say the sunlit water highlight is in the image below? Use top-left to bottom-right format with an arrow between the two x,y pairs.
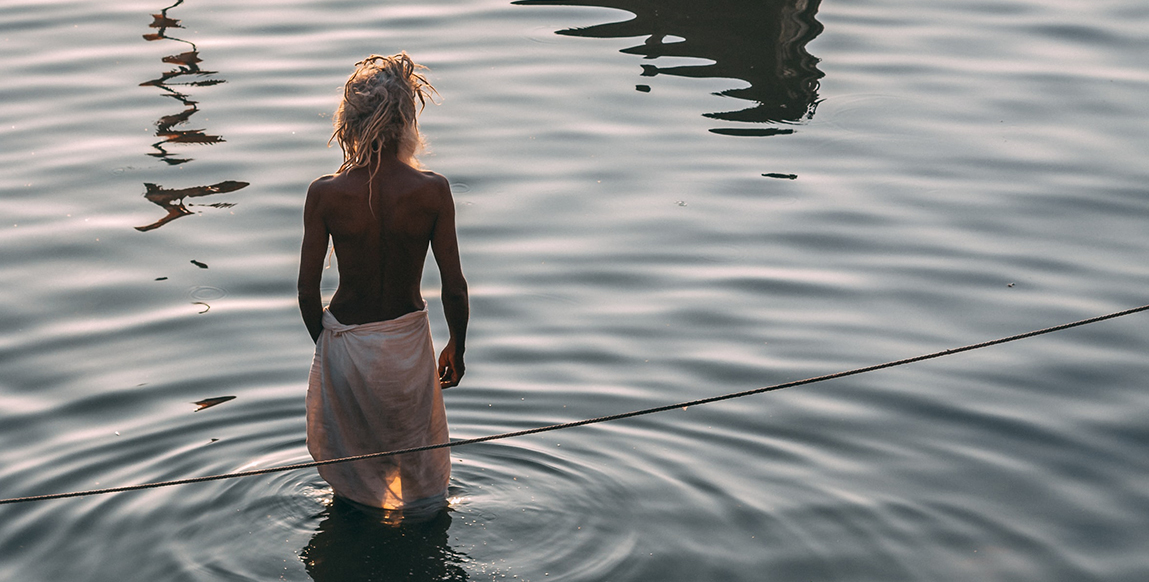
2,0 -> 1148,580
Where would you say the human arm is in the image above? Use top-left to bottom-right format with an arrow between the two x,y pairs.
297,179 -> 329,343
430,177 -> 469,388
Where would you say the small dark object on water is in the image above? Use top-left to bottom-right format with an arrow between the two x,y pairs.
709,127 -> 795,137
193,396 -> 235,412
763,173 -> 798,180
155,276 -> 168,281
192,301 -> 210,314
190,259 -> 208,268
1007,282 -> 1016,287
636,84 -> 651,93
640,64 -> 658,77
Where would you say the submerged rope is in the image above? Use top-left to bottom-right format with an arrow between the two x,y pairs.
2,302 -> 1147,506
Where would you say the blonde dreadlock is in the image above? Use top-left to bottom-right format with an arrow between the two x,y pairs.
331,52 -> 436,171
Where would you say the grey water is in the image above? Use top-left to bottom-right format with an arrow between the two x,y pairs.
2,0 -> 1149,579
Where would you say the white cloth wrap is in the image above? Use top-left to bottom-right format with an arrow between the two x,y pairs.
306,305 -> 450,509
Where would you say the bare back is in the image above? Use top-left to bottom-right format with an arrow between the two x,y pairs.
298,156 -> 460,330
299,53 -> 468,387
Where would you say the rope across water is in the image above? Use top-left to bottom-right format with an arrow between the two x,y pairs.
2,303 -> 1146,506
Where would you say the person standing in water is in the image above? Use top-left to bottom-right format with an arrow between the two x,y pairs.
297,53 -> 468,510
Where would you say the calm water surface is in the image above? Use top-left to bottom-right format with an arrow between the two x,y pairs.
2,0 -> 1148,580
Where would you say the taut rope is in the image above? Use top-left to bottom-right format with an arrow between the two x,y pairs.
2,303 -> 1146,506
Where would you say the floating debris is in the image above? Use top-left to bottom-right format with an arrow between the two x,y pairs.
192,301 -> 210,314
190,259 -> 208,269
193,396 -> 235,412
709,127 -> 795,137
763,173 -> 798,180
155,276 -> 168,281
636,84 -> 651,93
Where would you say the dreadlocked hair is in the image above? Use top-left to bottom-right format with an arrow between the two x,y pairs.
331,52 -> 436,172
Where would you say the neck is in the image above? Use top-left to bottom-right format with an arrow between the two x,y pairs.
368,145 -> 403,167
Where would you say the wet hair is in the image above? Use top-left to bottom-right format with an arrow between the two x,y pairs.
331,52 -> 436,171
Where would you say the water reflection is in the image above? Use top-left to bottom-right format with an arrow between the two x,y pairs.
136,180 -> 246,232
301,498 -> 469,582
137,0 -> 247,231
515,0 -> 824,134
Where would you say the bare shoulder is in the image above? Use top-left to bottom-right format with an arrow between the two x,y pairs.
304,173 -> 353,217
417,170 -> 452,206
417,169 -> 449,189
306,173 -> 340,199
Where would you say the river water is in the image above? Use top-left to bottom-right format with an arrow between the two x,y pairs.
2,0 -> 1148,580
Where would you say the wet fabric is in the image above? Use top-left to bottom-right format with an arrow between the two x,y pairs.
306,305 -> 450,509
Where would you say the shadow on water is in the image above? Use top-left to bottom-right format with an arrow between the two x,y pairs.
137,0 -> 247,232
514,0 -> 824,135
301,498 -> 470,582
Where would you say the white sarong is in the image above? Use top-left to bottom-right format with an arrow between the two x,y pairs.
306,305 -> 450,509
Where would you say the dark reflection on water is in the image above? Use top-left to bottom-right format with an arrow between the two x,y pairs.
137,0 -> 247,231
514,0 -> 824,132
136,180 -> 247,232
301,498 -> 470,582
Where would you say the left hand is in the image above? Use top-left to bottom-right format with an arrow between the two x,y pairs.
438,340 -> 465,388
